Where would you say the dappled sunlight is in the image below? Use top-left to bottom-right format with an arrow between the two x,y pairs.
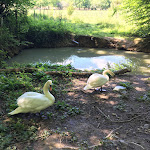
96,50 -> 108,55
135,87 -> 146,92
138,66 -> 150,74
143,59 -> 150,64
98,94 -> 109,100
89,135 -> 101,145
79,98 -> 89,104
71,78 -> 86,89
124,51 -> 137,54
44,133 -> 78,149
101,129 -> 112,136
105,100 -> 118,106
134,38 -> 142,44
143,55 -> 150,59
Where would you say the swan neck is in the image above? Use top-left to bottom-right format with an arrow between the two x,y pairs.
103,71 -> 109,80
43,82 -> 55,102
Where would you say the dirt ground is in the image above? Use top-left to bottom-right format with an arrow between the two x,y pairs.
16,74 -> 150,150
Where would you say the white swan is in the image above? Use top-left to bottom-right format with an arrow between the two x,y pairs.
8,80 -> 55,115
84,70 -> 115,91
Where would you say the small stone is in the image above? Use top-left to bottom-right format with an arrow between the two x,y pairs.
119,140 -> 128,145
143,124 -> 149,129
113,86 -> 126,91
112,113 -> 116,116
137,128 -> 141,131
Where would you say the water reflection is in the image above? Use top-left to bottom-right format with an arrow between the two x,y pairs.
7,47 -> 150,75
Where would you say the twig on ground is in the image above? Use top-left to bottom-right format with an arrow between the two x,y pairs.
128,141 -> 145,149
105,126 -> 122,139
96,107 -> 150,123
96,107 -> 112,121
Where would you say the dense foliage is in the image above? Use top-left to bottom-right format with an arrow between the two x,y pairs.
32,0 -> 112,10
0,0 -> 33,62
0,0 -> 150,60
25,15 -> 70,47
121,0 -> 150,37
0,0 -> 33,37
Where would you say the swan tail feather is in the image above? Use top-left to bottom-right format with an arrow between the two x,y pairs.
84,85 -> 91,90
8,107 -> 23,115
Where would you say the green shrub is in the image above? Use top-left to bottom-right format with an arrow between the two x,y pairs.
25,16 -> 70,47
0,50 -> 8,68
0,27 -> 20,50
67,4 -> 74,16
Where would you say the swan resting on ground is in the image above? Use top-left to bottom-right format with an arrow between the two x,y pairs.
84,70 -> 115,91
8,80 -> 55,115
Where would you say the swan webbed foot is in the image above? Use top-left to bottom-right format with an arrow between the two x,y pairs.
100,88 -> 107,92
95,87 -> 107,92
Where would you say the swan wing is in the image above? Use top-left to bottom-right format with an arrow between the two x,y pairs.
88,74 -> 107,88
17,92 -> 50,109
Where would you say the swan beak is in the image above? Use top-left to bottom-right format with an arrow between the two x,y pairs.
50,85 -> 52,91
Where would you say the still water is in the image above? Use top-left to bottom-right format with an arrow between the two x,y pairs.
7,47 -> 150,75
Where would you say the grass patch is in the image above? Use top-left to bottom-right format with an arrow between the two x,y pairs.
28,9 -> 136,38
136,91 -> 150,102
0,63 -> 81,149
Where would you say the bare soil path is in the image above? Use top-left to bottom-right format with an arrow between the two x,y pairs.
26,74 -> 150,150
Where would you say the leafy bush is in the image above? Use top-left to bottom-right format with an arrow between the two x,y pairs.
67,4 -> 74,16
121,0 -> 150,37
0,27 -> 20,50
25,15 -> 71,47
0,50 -> 8,68
0,27 -> 30,58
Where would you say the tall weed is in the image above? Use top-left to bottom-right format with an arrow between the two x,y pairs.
25,15 -> 70,47
28,9 -> 135,38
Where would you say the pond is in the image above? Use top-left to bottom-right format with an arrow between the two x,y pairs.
7,47 -> 150,75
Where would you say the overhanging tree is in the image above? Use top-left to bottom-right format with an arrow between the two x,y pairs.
0,0 -> 33,38
122,0 -> 150,37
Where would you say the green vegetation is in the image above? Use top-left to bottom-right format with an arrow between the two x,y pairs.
32,0 -> 115,10
137,91 -> 150,102
121,0 -> 150,37
67,3 -> 74,16
26,14 -> 71,47
0,1 -> 150,149
113,101 -> 127,112
119,82 -> 133,90
1,0 -> 149,58
0,49 -> 8,68
28,9 -> 134,38
0,119 -> 37,149
0,63 -> 81,149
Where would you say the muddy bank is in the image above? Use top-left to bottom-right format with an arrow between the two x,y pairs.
6,35 -> 150,57
74,35 -> 150,53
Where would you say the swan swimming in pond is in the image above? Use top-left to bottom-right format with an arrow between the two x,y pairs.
84,70 -> 115,91
8,80 -> 55,115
